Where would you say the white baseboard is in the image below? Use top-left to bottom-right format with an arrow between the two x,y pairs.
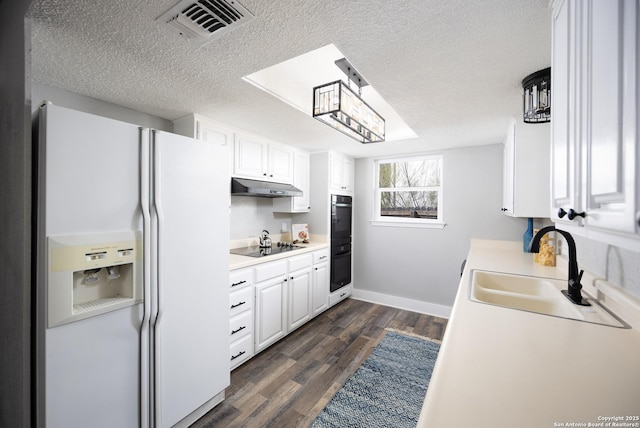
351,288 -> 452,319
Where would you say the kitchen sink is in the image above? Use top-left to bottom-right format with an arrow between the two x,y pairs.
469,270 -> 628,328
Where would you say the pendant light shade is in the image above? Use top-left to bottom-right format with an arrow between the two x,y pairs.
312,58 -> 385,143
522,67 -> 551,123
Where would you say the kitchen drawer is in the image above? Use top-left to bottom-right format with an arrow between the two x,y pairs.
230,286 -> 252,317
288,253 -> 313,272
230,334 -> 253,370
230,268 -> 253,289
254,259 -> 287,283
312,249 -> 329,264
229,310 -> 252,342
330,284 -> 352,306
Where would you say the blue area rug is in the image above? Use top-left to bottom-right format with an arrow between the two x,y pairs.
311,331 -> 440,428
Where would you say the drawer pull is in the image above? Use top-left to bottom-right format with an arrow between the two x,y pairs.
567,208 -> 586,220
231,350 -> 246,361
230,301 -> 246,309
318,255 -> 327,260
231,325 -> 246,335
231,280 -> 247,287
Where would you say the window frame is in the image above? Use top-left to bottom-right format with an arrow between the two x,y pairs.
371,154 -> 445,229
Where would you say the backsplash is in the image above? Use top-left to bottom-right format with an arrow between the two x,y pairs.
229,196 -> 293,241
571,235 -> 640,299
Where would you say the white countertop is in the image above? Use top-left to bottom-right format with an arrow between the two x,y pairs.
418,239 -> 640,427
229,240 -> 329,270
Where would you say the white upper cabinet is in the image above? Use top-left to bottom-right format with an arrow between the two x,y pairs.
502,118 -> 550,218
551,0 -> 582,227
329,152 -> 354,195
234,134 -> 267,178
173,114 -> 233,147
582,0 -> 637,234
292,151 -> 311,211
234,134 -> 294,183
173,114 -> 234,171
551,0 -> 639,249
269,143 -> 295,183
273,150 -> 311,213
502,123 -> 515,215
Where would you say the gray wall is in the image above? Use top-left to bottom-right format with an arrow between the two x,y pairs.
353,143 -> 640,308
0,1 -> 34,426
353,144 -> 527,307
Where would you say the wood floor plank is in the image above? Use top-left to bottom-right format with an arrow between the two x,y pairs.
191,298 -> 448,428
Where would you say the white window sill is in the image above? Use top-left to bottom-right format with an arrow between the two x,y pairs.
370,220 -> 447,229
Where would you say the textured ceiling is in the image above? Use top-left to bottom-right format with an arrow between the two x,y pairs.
28,0 -> 551,158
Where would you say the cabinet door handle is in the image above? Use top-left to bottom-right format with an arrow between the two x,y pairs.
567,209 -> 586,220
230,301 -> 246,309
231,325 -> 246,335
558,208 -> 567,218
501,208 -> 508,212
231,351 -> 246,361
231,280 -> 246,287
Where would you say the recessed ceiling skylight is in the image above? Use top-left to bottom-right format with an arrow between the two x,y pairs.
242,44 -> 417,142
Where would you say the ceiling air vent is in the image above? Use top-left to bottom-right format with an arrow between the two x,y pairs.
157,0 -> 254,45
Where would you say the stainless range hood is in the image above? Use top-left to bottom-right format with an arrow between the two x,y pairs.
231,177 -> 303,198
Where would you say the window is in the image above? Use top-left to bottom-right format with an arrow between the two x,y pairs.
373,155 -> 444,228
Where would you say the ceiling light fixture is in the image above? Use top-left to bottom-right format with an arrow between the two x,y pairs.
522,67 -> 551,123
312,58 -> 385,143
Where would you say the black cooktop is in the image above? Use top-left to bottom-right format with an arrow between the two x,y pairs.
230,244 -> 303,258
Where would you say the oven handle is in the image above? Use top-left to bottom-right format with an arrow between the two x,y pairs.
332,249 -> 351,257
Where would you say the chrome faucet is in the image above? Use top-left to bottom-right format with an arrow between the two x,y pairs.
529,226 -> 591,306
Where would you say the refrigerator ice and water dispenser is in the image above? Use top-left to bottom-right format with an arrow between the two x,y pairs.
47,231 -> 143,328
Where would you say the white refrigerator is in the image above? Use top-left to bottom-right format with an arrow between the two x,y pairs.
35,103 -> 230,428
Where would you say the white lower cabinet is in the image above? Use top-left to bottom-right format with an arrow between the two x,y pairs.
255,277 -> 287,353
230,311 -> 252,340
229,335 -> 252,369
329,284 -> 353,307
311,250 -> 329,317
287,254 -> 313,331
231,247 -> 331,362
229,268 -> 254,370
254,260 -> 288,353
288,271 -> 311,331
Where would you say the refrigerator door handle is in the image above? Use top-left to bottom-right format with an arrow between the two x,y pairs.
150,129 -> 165,428
139,128 -> 152,428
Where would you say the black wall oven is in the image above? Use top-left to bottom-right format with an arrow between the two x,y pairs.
330,195 -> 352,292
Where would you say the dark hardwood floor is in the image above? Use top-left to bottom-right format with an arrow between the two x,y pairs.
191,298 -> 448,428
